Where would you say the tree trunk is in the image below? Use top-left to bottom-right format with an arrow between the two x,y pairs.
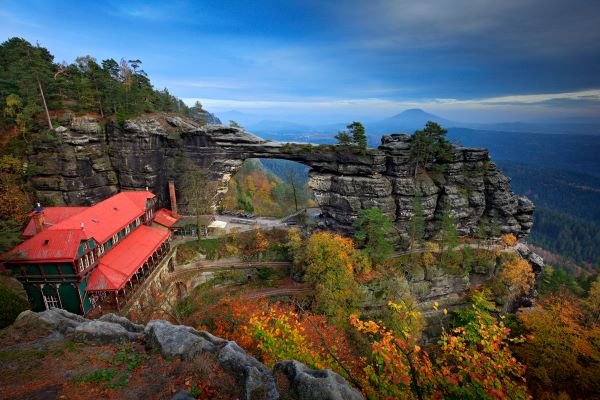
38,78 -> 52,129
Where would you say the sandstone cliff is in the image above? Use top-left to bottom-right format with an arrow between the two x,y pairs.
27,114 -> 534,240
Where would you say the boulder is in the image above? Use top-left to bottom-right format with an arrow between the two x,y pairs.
144,320 -> 223,360
274,360 -> 364,400
218,341 -> 279,400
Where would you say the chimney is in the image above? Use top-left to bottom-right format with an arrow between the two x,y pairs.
168,180 -> 178,216
32,204 -> 45,234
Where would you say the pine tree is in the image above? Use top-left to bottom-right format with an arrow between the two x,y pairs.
408,192 -> 425,250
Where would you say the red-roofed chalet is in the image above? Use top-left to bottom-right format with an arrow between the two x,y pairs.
2,190 -> 174,315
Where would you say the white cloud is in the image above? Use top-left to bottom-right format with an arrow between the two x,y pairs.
183,88 -> 600,122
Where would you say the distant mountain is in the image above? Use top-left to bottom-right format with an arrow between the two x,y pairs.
366,109 -> 460,134
365,109 -> 600,136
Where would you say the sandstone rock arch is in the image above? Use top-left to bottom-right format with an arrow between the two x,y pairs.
32,117 -> 534,240
174,125 -> 533,239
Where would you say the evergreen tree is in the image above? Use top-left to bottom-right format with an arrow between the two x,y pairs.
347,121 -> 367,150
354,208 -> 395,265
409,121 -> 452,177
408,192 -> 425,249
438,205 -> 459,266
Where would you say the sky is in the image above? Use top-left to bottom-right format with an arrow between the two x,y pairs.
1,0 -> 600,123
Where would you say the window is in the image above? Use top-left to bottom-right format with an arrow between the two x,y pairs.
84,254 -> 90,268
43,293 -> 60,309
89,252 -> 95,264
135,217 -> 141,226
125,225 -> 131,235
98,243 -> 105,255
78,258 -> 85,272
113,233 -> 119,244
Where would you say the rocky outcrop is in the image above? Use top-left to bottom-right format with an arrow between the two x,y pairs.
28,115 -> 533,239
8,309 -> 362,400
275,360 -> 364,400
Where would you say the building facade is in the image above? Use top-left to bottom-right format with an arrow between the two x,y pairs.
2,191 -> 179,315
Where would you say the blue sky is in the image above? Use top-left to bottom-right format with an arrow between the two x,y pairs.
1,0 -> 599,123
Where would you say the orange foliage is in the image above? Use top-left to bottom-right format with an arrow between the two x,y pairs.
500,257 -> 535,297
516,294 -> 600,399
192,296 -> 363,380
351,299 -> 530,400
500,234 -> 518,247
0,155 -> 30,223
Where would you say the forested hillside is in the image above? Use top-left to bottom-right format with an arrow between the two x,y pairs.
0,38 -> 191,137
497,161 -> 600,267
220,159 -> 313,216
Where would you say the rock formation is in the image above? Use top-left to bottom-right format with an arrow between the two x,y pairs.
6,308 -> 362,400
28,115 -> 534,239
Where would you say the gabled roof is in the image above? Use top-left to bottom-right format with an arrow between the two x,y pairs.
86,225 -> 170,291
153,208 -> 181,228
49,191 -> 155,244
22,207 -> 88,238
5,229 -> 85,263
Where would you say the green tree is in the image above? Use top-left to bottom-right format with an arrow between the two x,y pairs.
408,192 -> 425,250
353,208 -> 395,265
334,131 -> 352,146
409,121 -> 452,177
334,121 -> 367,150
303,232 -> 362,327
347,121 -> 367,150
437,206 -> 459,266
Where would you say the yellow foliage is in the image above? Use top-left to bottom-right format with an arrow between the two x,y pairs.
501,233 -> 518,247
420,251 -> 436,267
500,257 -> 535,296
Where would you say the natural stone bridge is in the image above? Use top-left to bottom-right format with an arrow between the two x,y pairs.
29,116 -> 534,239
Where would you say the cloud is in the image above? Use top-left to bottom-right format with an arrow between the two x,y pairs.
333,0 -> 600,58
183,88 -> 600,122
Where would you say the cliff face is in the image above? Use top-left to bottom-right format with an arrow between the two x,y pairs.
27,115 -> 534,239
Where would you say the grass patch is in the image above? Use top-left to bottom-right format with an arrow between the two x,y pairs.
0,348 -> 46,363
178,238 -> 222,263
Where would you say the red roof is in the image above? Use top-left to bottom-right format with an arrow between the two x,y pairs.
86,225 -> 170,291
153,208 -> 180,228
22,207 -> 88,238
49,191 -> 155,244
5,229 -> 85,263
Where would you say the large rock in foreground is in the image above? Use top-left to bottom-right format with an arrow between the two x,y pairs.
7,309 -> 363,400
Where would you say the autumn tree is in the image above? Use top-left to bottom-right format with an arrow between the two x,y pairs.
516,293 -> 600,399
353,208 -> 395,265
351,291 -> 530,399
303,232 -> 363,327
499,256 -> 535,300
181,163 -> 218,240
0,155 -> 31,224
